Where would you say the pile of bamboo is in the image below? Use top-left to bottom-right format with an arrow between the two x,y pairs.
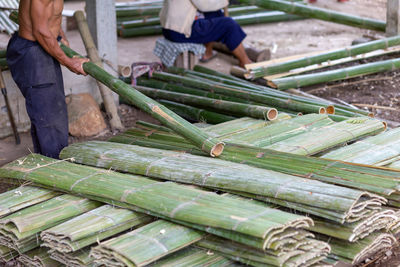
0,159 -> 331,266
245,35 -> 400,89
115,1 -> 303,38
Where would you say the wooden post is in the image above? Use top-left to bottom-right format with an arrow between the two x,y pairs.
386,0 -> 400,36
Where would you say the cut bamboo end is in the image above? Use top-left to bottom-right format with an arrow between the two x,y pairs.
319,107 -> 326,114
368,112 -> 375,118
244,72 -> 255,80
210,142 -> 225,157
382,121 -> 388,131
267,80 -> 278,88
267,109 -> 278,121
118,65 -> 132,78
230,66 -> 246,79
326,105 -> 335,114
297,112 -> 303,116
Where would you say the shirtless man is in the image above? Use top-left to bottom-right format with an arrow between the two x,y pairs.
6,0 -> 89,159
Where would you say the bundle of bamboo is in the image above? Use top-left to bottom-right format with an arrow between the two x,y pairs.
0,195 -> 100,253
41,205 -> 153,253
0,186 -> 59,218
60,141 -> 386,224
322,127 -> 400,165
148,247 -> 236,267
197,235 -> 330,267
90,220 -> 204,266
18,248 -> 60,267
0,245 -> 17,263
0,154 -> 316,251
50,248 -> 92,267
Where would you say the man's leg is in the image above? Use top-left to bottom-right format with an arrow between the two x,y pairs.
232,43 -> 252,68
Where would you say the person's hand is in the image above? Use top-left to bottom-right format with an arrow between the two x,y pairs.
66,56 -> 90,75
60,37 -> 70,47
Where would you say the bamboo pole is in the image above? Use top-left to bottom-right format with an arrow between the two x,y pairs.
74,11 -> 124,131
239,0 -> 385,31
268,57 -> 400,90
247,35 -> 400,79
135,86 -> 278,121
59,45 -> 224,157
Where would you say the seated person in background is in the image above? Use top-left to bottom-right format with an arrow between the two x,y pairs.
160,0 -> 252,68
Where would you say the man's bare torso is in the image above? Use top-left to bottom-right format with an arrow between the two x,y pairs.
19,0 -> 63,41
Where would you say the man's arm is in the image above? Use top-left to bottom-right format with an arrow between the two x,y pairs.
59,28 -> 69,47
30,0 -> 88,75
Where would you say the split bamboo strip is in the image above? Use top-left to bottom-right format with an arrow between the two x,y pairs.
90,220 -> 204,266
323,233 -> 397,265
321,127 -> 400,165
60,141 -> 385,223
269,57 -> 400,90
106,131 -> 400,207
0,154 -> 314,250
151,72 -> 327,114
265,117 -> 386,155
41,205 -> 153,253
196,235 -> 330,267
159,100 -> 236,124
18,248 -> 60,267
50,248 -> 92,267
247,35 -> 400,79
0,195 -> 100,253
148,247 -> 236,267
0,186 -> 59,218
59,45 -> 225,157
135,86 -> 278,121
224,114 -> 334,146
0,245 -> 17,263
239,0 -> 385,31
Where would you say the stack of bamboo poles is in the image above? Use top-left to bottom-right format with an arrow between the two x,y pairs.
116,1 -> 303,38
126,66 -> 371,121
0,157 -> 332,266
17,248 -> 60,267
244,35 -> 400,89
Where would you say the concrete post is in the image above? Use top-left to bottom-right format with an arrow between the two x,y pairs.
85,0 -> 119,102
386,0 -> 400,36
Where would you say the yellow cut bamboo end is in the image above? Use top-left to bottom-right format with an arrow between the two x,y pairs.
368,112 -> 375,118
267,109 -> 278,121
267,81 -> 278,88
319,107 -> 326,114
382,121 -> 388,131
326,105 -> 335,114
118,65 -> 132,78
210,142 -> 225,157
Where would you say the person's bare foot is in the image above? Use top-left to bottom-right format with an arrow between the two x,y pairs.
239,59 -> 252,68
200,50 -> 218,63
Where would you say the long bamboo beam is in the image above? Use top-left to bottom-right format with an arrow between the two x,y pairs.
239,0 -> 385,31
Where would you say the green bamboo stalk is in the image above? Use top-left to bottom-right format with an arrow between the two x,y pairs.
0,50 -> 6,58
118,25 -> 162,37
159,100 -> 236,124
0,186 -> 59,218
136,120 -> 173,133
18,248 -> 61,267
135,86 -> 278,121
240,0 -> 385,31
152,72 -> 327,114
248,35 -> 400,79
59,44 -> 225,157
265,117 -> 386,155
0,58 -> 8,69
116,6 -> 162,17
0,245 -> 17,263
90,220 -> 204,266
148,247 -> 236,267
0,154 -> 313,249
192,65 -> 370,117
269,57 -> 400,90
59,141 -> 385,223
322,127 -> 400,165
41,205 -> 153,253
